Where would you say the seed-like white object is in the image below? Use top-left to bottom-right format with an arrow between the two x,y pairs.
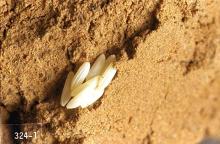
71,62 -> 90,89
60,54 -> 117,109
80,88 -> 104,108
66,76 -> 100,109
60,62 -> 90,106
60,72 -> 74,106
86,54 -> 106,80
98,63 -> 117,90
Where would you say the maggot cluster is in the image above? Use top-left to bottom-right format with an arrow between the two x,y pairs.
60,54 -> 117,109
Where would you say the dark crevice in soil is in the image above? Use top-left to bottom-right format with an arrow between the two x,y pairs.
101,0 -> 112,9
23,100 -> 39,123
36,7 -> 60,38
65,39 -> 82,62
59,16 -> 72,29
8,112 -> 21,125
0,3 -> 32,47
44,69 -> 67,102
5,0 -> 17,12
1,17 -> 15,47
3,29 -> 7,39
16,77 -> 28,111
0,102 -> 5,107
106,46 -> 123,59
8,111 -> 22,144
182,44 -> 216,75
73,136 -> 85,144
65,45 -> 78,73
123,0 -> 163,59
65,109 -> 80,123
142,129 -> 154,144
6,89 -> 30,144
182,60 -> 198,75
88,21 -> 96,40
64,135 -> 85,144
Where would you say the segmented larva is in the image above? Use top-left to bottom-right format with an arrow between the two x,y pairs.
60,54 -> 117,109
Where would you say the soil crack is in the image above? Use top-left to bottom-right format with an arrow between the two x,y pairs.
123,0 -> 163,59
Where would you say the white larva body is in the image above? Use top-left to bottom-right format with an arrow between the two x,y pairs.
71,62 -> 90,89
86,54 -> 106,80
80,88 -> 104,108
67,76 -> 100,109
60,72 -> 74,106
60,54 -> 117,109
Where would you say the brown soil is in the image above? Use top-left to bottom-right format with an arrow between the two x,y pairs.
1,0 -> 220,144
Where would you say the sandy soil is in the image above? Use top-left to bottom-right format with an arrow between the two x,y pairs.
0,0 -> 220,144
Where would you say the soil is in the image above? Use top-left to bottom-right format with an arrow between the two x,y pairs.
0,0 -> 220,144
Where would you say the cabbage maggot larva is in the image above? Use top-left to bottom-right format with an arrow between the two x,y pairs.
60,54 -> 117,109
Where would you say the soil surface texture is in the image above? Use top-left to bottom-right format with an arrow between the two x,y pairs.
1,0 -> 220,144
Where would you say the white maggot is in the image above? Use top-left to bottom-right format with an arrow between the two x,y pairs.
60,62 -> 90,107
60,54 -> 117,109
